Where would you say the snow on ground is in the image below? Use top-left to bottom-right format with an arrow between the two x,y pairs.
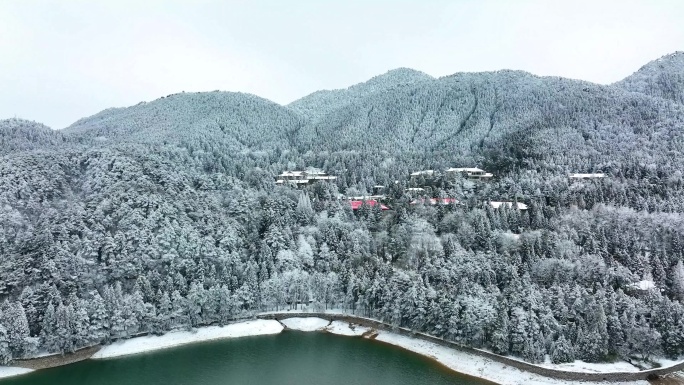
31,350 -> 56,358
0,366 -> 33,379
538,360 -> 641,373
279,317 -> 330,331
260,312 -> 675,381
480,351 -> 642,373
324,320 -> 371,336
374,332 -> 648,385
628,280 -> 656,291
654,357 -> 682,368
92,319 -> 283,359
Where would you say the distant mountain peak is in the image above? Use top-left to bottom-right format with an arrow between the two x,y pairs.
654,51 -> 684,62
288,67 -> 433,120
0,118 -> 63,155
61,91 -> 302,150
362,67 -> 433,84
614,51 -> 684,104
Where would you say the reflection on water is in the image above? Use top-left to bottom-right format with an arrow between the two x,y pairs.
1,331 -> 490,385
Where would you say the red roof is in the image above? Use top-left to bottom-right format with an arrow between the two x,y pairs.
410,198 -> 459,205
350,200 -> 389,210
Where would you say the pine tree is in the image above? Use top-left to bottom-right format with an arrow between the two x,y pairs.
40,302 -> 58,352
0,325 -> 11,365
672,260 -> 684,300
551,334 -> 575,364
3,302 -> 35,358
87,292 -> 110,344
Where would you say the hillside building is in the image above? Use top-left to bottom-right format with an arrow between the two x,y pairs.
349,200 -> 390,211
344,195 -> 387,201
489,201 -> 528,210
409,170 -> 439,185
410,170 -> 437,178
410,198 -> 459,205
446,167 -> 494,180
275,169 -> 337,186
569,173 -> 606,179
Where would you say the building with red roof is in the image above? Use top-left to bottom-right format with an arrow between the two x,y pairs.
349,200 -> 390,211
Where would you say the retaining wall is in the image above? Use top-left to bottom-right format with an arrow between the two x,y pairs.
258,312 -> 684,382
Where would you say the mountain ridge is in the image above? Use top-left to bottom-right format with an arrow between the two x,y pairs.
61,91 -> 304,151
0,118 -> 65,155
287,67 -> 434,121
6,51 -> 683,173
614,51 -> 684,104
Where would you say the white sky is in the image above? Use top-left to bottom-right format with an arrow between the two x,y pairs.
1,0 -> 683,129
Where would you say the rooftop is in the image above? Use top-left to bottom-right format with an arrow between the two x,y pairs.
349,200 -> 390,211
569,173 -> 606,179
489,201 -> 528,210
446,167 -> 485,173
410,198 -> 459,205
410,170 -> 436,176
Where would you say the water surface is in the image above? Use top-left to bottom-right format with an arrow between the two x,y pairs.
2,331 -> 490,385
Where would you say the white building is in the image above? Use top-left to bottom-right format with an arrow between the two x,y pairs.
275,169 -> 337,186
446,167 -> 494,179
410,170 -> 437,178
489,201 -> 528,210
569,173 -> 606,179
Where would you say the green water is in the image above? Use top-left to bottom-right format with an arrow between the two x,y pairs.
1,331 -> 491,385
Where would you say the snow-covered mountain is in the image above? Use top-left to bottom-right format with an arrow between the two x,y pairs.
0,118 -> 65,155
293,69 -> 683,173
288,68 -> 434,121
614,51 -> 684,104
64,91 -> 304,151
59,61 -> 684,174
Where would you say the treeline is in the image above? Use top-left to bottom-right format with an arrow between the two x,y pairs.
1,142 -> 684,366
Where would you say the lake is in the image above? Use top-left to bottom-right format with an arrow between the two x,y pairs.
1,331 -> 492,385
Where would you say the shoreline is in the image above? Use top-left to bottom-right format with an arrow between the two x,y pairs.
277,316 -> 649,385
0,313 -> 677,384
91,319 -> 282,359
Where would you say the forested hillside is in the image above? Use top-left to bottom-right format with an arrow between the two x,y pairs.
0,119 -> 65,155
295,69 -> 684,175
65,91 -> 304,152
288,68 -> 433,121
615,52 -> 684,104
1,53 -> 684,369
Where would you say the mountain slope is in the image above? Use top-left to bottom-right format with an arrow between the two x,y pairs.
288,68 -> 434,121
614,52 -> 684,104
0,118 -> 65,155
64,91 -> 304,151
295,69 -> 684,173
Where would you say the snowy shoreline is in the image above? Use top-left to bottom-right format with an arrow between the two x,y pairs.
92,319 -> 283,359
0,315 -> 672,384
276,316 -> 649,385
372,333 -> 648,385
0,367 -> 34,380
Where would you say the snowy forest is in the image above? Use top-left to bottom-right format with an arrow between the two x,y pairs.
0,52 -> 684,367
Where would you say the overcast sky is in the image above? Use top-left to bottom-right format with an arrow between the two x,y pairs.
1,0 -> 683,129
